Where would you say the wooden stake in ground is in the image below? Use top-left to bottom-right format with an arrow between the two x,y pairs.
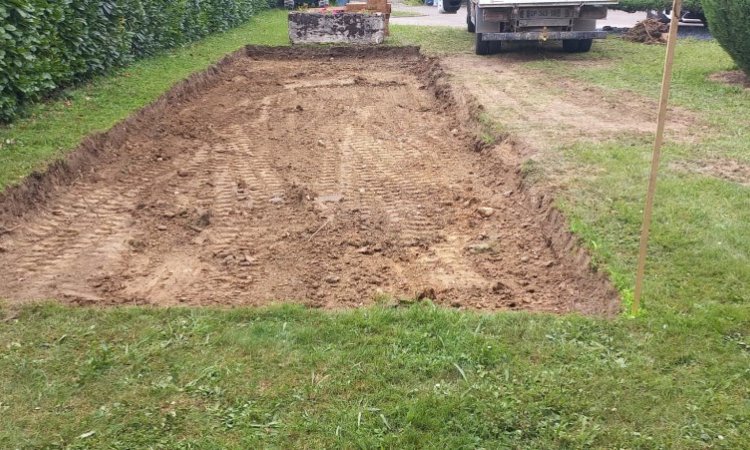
632,0 -> 683,316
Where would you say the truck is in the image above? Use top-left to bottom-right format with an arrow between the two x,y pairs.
466,0 -> 619,55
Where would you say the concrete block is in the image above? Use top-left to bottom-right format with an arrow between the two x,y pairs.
288,11 -> 386,44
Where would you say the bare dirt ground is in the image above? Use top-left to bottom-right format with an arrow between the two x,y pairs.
442,54 -> 706,194
672,158 -> 750,187
444,55 -> 701,153
709,70 -> 750,90
0,47 -> 618,314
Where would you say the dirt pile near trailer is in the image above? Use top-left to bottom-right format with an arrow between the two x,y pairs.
0,46 -> 619,315
624,19 -> 669,44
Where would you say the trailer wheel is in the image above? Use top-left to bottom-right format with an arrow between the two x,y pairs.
476,34 -> 501,55
467,5 -> 475,33
563,39 -> 592,53
577,39 -> 593,52
475,33 -> 490,55
437,0 -> 459,14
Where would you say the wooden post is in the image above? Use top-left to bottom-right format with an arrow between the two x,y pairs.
632,0 -> 683,316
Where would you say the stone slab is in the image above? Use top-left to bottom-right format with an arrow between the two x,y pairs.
288,11 -> 386,44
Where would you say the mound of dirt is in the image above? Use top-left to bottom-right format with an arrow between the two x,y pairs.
624,19 -> 669,44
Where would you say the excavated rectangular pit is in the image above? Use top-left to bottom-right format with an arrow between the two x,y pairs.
0,46 -> 619,315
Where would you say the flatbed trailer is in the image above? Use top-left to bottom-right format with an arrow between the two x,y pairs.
467,0 -> 619,54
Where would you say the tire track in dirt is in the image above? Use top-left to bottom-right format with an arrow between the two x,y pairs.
0,47 -> 619,314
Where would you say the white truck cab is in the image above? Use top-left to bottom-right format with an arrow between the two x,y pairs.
467,0 -> 619,54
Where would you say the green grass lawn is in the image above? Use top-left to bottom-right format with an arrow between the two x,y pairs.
3,304 -> 748,448
389,23 -> 475,54
389,10 -> 426,18
2,12 -> 750,449
520,38 -> 750,315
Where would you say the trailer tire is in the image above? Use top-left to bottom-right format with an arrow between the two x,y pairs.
476,34 -> 501,55
563,39 -> 592,53
577,39 -> 593,52
467,5 -> 475,32
476,33 -> 491,55
437,0 -> 459,14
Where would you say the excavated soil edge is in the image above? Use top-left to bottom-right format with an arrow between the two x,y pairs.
425,56 -> 621,315
0,45 -> 620,315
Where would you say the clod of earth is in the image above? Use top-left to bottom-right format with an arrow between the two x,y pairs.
476,207 -> 495,218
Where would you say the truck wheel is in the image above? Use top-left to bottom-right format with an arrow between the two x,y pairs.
467,6 -> 475,33
563,39 -> 592,53
437,0 -> 458,14
475,33 -> 491,55
577,39 -> 593,52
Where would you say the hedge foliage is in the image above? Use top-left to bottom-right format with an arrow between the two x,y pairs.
703,0 -> 750,74
0,0 -> 270,123
614,0 -> 703,13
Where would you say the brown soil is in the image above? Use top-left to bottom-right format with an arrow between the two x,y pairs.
0,46 -> 618,315
443,55 -> 701,160
671,158 -> 750,186
624,19 -> 669,44
709,70 -> 750,90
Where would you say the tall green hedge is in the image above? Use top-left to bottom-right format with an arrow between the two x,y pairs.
703,0 -> 750,74
0,0 -> 269,123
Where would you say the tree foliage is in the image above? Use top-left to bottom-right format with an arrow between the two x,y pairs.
703,0 -> 750,74
0,0 -> 270,122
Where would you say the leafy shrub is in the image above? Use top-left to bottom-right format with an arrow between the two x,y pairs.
703,0 -> 750,74
0,0 -> 269,123
615,0 -> 703,14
